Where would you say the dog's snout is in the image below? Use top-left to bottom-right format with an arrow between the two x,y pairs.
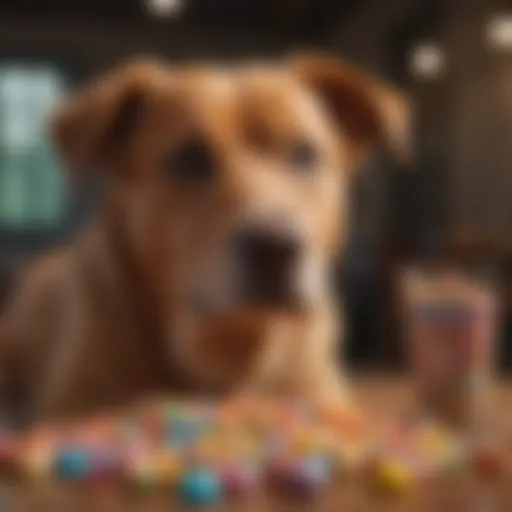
234,226 -> 301,307
236,228 -> 299,270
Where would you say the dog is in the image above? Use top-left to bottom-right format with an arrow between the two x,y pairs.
0,54 -> 408,423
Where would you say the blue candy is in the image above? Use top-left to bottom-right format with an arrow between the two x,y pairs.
274,456 -> 331,497
167,418 -> 204,448
178,469 -> 222,505
55,447 -> 91,480
301,456 -> 331,484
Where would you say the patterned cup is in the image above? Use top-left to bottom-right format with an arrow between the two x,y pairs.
401,267 -> 499,429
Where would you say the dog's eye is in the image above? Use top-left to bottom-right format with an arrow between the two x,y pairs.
164,140 -> 216,185
288,140 -> 319,172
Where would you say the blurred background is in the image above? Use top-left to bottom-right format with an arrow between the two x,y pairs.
0,0 -> 511,372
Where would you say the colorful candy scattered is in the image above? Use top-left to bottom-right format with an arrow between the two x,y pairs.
0,396 -> 493,505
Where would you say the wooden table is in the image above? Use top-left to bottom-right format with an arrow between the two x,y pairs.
6,378 -> 512,511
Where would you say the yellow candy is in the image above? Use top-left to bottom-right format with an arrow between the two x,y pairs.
191,436 -> 224,464
152,452 -> 181,484
291,427 -> 324,455
202,435 -> 223,455
337,442 -> 367,468
23,450 -> 54,480
419,426 -> 445,447
19,434 -> 56,482
229,435 -> 260,462
375,459 -> 414,494
417,426 -> 452,462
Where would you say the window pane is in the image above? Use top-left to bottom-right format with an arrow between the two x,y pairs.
0,65 -> 66,230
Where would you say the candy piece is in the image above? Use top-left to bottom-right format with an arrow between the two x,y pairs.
178,469 -> 222,505
152,451 -> 181,484
55,447 -> 91,480
265,433 -> 287,457
88,447 -> 121,480
417,425 -> 450,454
185,433 -> 224,466
471,444 -> 505,482
124,458 -> 156,489
24,452 -> 53,480
336,439 -> 370,471
266,457 -> 294,480
300,456 -> 331,485
229,435 -> 260,463
282,467 -> 324,496
122,441 -> 157,489
20,427 -> 60,480
71,417 -> 117,446
268,456 -> 329,497
168,417 -> 202,448
131,466 -> 156,489
291,427 -> 322,455
136,399 -> 165,437
222,465 -> 259,498
119,423 -> 142,448
22,442 -> 56,481
142,406 -> 165,434
374,459 -> 414,495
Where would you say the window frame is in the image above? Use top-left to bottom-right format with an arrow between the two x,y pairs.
0,52 -> 83,253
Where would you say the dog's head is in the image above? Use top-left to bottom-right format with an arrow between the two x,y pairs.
50,55 -> 408,384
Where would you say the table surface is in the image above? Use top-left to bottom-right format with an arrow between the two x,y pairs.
6,377 -> 512,512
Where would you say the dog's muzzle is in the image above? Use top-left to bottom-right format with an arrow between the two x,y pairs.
232,225 -> 303,309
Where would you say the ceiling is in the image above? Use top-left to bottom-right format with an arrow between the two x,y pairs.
0,0 -> 360,39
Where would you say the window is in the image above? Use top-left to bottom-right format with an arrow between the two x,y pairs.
0,65 -> 67,230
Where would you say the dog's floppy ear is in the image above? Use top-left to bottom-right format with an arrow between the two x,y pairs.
50,58 -> 164,173
292,54 -> 411,168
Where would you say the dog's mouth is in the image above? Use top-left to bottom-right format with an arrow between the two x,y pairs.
188,288 -> 305,319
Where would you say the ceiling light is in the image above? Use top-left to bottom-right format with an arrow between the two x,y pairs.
145,0 -> 184,18
486,14 -> 512,51
408,42 -> 445,81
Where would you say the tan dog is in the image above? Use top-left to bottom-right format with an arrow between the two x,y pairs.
0,55 -> 408,423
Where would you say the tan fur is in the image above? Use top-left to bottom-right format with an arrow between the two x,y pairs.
0,55 -> 407,423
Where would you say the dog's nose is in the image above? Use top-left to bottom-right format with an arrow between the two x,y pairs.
233,226 -> 301,307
